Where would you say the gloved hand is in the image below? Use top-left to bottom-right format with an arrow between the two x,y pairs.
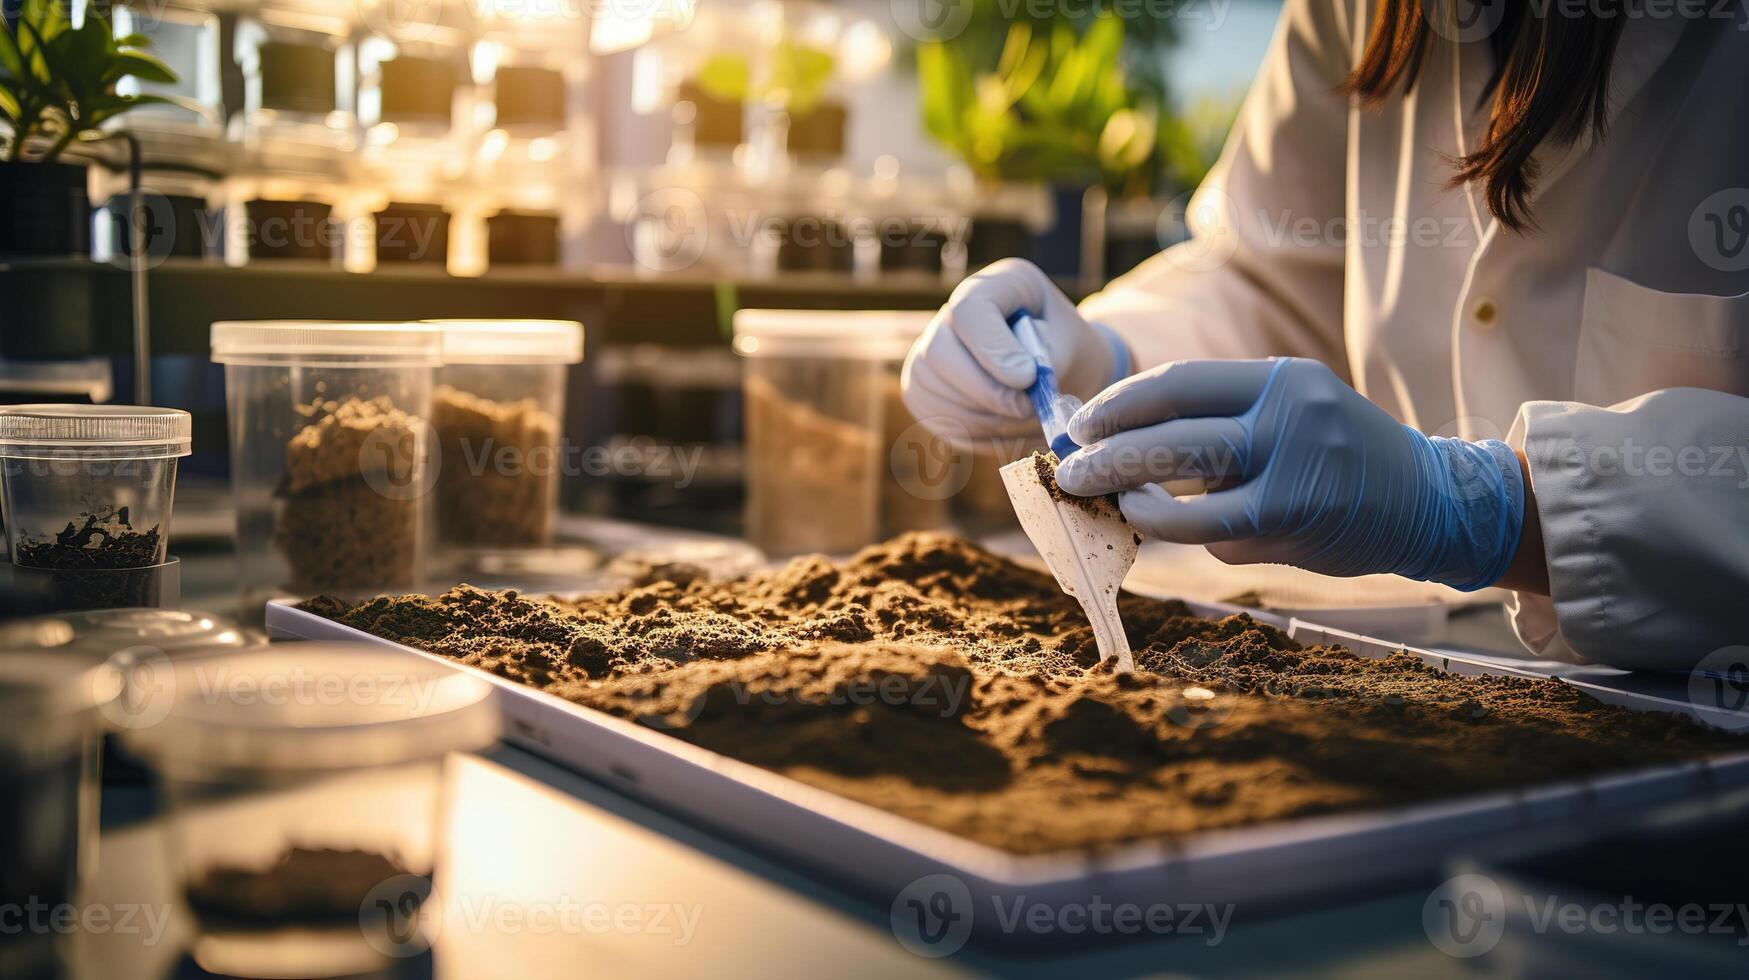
901,258 -> 1130,444
1054,358 -> 1525,591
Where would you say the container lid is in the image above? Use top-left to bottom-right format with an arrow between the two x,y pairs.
0,404 -> 192,457
118,644 -> 499,777
0,654 -> 117,761
49,609 -> 260,660
731,309 -> 933,361
429,320 -> 584,365
211,321 -> 443,365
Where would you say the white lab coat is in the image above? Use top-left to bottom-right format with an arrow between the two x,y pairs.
1080,0 -> 1749,669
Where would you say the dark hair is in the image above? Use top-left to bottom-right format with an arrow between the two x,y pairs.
1345,0 -> 1628,232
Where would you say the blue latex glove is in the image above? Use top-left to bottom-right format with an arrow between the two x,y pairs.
1054,358 -> 1525,592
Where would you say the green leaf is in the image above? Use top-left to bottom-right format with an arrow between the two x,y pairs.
0,84 -> 19,122
105,51 -> 178,86
693,52 -> 749,103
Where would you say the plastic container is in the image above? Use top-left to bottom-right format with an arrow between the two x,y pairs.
0,654 -> 115,978
118,644 -> 497,979
0,405 -> 191,611
427,320 -> 582,555
210,322 -> 441,604
732,309 -> 939,556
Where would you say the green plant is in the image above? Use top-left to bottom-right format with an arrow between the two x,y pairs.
1,0 -> 181,163
692,39 -> 838,115
917,7 -> 1220,196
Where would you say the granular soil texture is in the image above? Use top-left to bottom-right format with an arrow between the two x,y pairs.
301,533 -> 1746,855
432,385 -> 559,547
277,397 -> 422,591
15,507 -> 161,569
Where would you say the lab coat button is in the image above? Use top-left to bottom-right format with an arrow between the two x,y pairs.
1472,299 -> 1499,328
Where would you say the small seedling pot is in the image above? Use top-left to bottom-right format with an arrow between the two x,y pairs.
0,160 -> 93,258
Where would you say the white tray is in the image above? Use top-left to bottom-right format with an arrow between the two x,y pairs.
266,597 -> 1749,945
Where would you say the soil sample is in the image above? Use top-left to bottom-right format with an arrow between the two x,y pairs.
487,210 -> 560,267
259,42 -> 338,116
379,57 -> 456,125
785,102 -> 846,159
775,218 -> 854,273
13,508 -> 166,609
186,847 -> 426,930
277,397 -> 423,592
245,199 -> 336,263
432,385 -> 559,546
878,373 -> 949,537
375,202 -> 450,266
304,533 -> 1748,856
494,66 -> 566,131
743,373 -> 879,555
676,79 -> 742,149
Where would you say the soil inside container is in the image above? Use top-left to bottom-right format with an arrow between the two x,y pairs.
432,385 -> 558,546
12,508 -> 167,609
276,397 -> 422,592
186,847 -> 426,930
301,533 -> 1747,856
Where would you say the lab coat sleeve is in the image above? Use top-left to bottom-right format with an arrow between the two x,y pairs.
1506,389 -> 1749,670
1079,0 -> 1353,375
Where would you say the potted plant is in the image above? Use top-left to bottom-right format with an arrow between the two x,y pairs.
917,10 -> 1197,282
1,0 -> 180,257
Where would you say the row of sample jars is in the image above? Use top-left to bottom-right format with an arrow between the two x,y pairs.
98,0 -> 594,272
208,319 -> 584,612
614,161 -> 1053,281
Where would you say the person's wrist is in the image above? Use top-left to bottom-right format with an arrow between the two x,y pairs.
1090,322 -> 1131,388
1396,433 -> 1525,592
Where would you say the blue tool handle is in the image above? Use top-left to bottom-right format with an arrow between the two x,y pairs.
1010,311 -> 1081,459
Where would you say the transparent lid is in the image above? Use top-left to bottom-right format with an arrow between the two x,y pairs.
731,309 -> 933,361
211,321 -> 443,366
429,320 -> 585,365
119,644 -> 499,776
46,609 -> 259,659
0,653 -> 116,760
0,405 -> 192,457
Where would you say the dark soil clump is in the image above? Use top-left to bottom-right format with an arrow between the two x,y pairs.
302,532 -> 1746,855
186,847 -> 425,928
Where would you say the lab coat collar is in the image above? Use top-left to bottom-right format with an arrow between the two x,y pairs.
1450,13 -> 1688,211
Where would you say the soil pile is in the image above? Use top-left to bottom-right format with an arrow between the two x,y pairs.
277,397 -> 422,591
186,848 -> 426,927
303,533 -> 1744,854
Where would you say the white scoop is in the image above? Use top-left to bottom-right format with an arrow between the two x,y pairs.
1001,457 -> 1139,672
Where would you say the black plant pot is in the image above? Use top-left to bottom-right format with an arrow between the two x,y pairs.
0,159 -> 92,258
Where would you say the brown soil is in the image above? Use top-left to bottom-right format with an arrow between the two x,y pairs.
432,385 -> 559,547
186,848 -> 425,928
277,397 -> 422,591
301,533 -> 1745,855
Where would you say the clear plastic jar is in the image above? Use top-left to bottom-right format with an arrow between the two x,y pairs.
732,310 -> 936,556
0,654 -> 115,978
210,322 -> 441,604
0,405 -> 191,610
428,320 -> 582,555
118,644 -> 497,979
